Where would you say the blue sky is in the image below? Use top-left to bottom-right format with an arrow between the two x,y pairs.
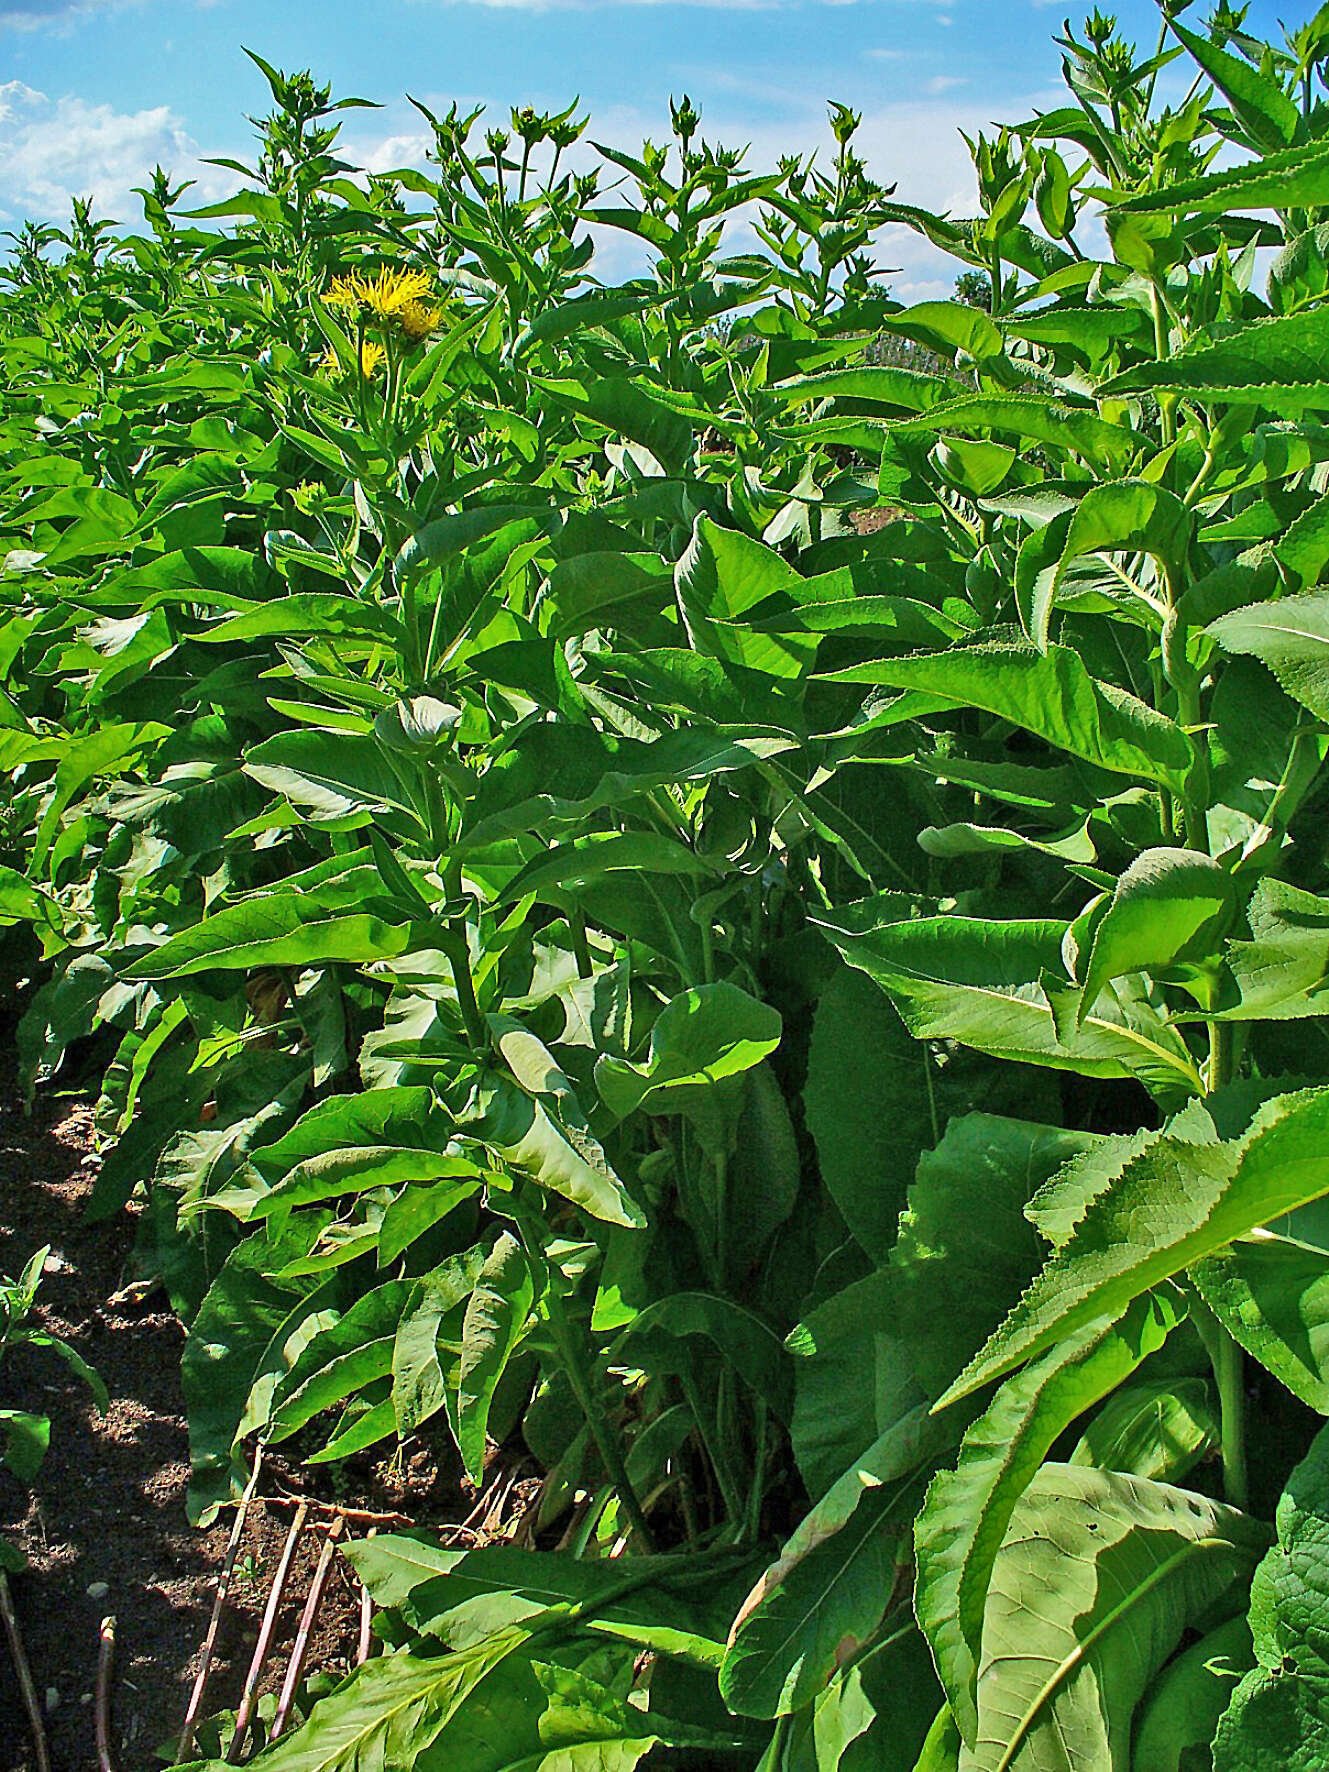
0,0 -> 1307,298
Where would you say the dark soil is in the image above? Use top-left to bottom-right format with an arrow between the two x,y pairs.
0,1045 -> 466,1772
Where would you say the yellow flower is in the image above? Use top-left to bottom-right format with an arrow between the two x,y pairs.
398,299 -> 440,343
321,273 -> 364,314
318,338 -> 386,379
322,266 -> 434,326
359,267 -> 434,320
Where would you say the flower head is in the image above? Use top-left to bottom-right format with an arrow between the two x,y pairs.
318,338 -> 386,379
321,267 -> 440,345
398,299 -> 440,343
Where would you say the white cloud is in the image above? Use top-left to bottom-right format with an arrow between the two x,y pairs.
0,79 -> 230,224
924,75 -> 967,94
0,0 -> 137,29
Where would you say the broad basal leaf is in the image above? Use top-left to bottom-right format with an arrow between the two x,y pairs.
964,1463 -> 1267,1772
915,1291 -> 1184,1743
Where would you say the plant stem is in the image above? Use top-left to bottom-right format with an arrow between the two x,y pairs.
0,1570 -> 50,1772
533,1246 -> 656,1552
227,1501 -> 309,1763
178,1448 -> 263,1761
95,1616 -> 117,1772
1215,1328 -> 1250,1512
1205,1017 -> 1249,1510
271,1515 -> 345,1740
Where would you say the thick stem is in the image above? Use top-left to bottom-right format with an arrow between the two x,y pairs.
95,1616 -> 117,1772
357,1528 -> 378,1666
1215,1329 -> 1250,1512
526,1230 -> 655,1552
1205,1019 -> 1249,1509
271,1516 -> 345,1740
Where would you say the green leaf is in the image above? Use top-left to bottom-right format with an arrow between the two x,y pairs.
181,1216 -> 341,1522
770,364 -> 961,413
1168,17 -> 1300,150
822,641 -> 1195,795
720,1407 -> 952,1718
594,982 -> 781,1152
914,1291 -> 1184,1743
473,1075 -> 645,1229
788,1270 -> 925,1498
268,1280 -> 414,1443
451,1233 -> 534,1483
614,1291 -> 794,1423
885,396 -> 1142,467
392,1246 -> 491,1435
1132,1616 -> 1253,1772
1213,1421 -> 1329,1772
804,965 -> 939,1262
244,730 -> 423,824
1275,494 -> 1329,589
1216,878 -> 1329,1022
675,516 -> 815,678
1069,1376 -> 1218,1485
1100,311 -> 1329,415
1209,590 -> 1329,720
1076,848 -> 1233,1020
198,595 -> 400,644
1193,1227 -> 1329,1413
124,894 -> 412,979
0,1409 -> 50,1483
966,1463 -> 1266,1772
223,1630 -> 527,1772
892,1114 -> 1102,1400
814,902 -> 1203,1098
1110,138 -> 1329,218
940,1087 -> 1329,1409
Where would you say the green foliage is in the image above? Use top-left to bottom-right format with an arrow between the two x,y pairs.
6,5 -> 1329,1766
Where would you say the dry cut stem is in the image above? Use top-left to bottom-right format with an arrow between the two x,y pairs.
356,1527 -> 378,1666
270,1515 -> 346,1741
226,1500 -> 310,1763
0,1569 -> 51,1772
178,1448 -> 264,1761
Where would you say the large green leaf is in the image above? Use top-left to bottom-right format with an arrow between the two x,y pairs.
814,901 -> 1203,1097
964,1463 -> 1267,1772
268,1279 -> 414,1447
804,965 -> 939,1262
1209,590 -> 1329,721
181,1215 -> 342,1522
1100,311 -> 1329,414
720,1407 -> 952,1718
822,641 -> 1194,793
1109,138 -> 1329,217
450,1233 -> 535,1483
223,1629 -> 529,1772
1075,848 -> 1233,1019
125,893 -> 412,978
1132,1616 -> 1253,1772
891,1113 -> 1099,1399
1193,1226 -> 1329,1413
1216,878 -> 1329,1022
914,1291 -> 1185,1743
1213,1421 -> 1329,1771
594,982 -> 781,1151
940,1086 -> 1329,1408
788,1269 -> 924,1499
